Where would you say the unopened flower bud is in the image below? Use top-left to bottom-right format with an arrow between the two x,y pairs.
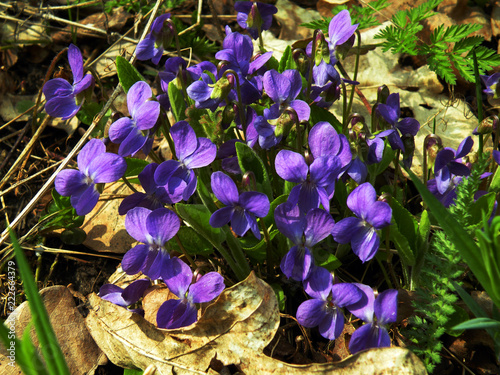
401,134 -> 416,168
314,31 -> 330,66
336,34 -> 355,61
474,115 -> 498,135
210,75 -> 233,100
222,103 -> 237,129
247,3 -> 263,31
377,85 -> 390,104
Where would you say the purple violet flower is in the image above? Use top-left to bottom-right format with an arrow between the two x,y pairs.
258,70 -> 310,139
157,257 -> 225,329
376,93 -> 420,152
275,203 -> 335,281
275,123 -> 345,214
480,73 -> 500,98
122,207 -> 180,280
331,183 -> 392,263
108,81 -> 160,157
434,136 -> 473,194
43,44 -> 94,120
297,266 -> 363,340
347,284 -> 398,354
234,1 -> 277,40
55,139 -> 127,216
118,163 -> 176,215
209,172 -> 270,239
99,279 -> 150,315
136,13 -> 173,65
154,121 -> 216,203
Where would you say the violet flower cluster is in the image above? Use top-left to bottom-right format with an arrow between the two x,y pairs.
48,2 -> 490,353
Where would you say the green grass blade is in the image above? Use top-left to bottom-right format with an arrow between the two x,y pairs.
9,228 -> 70,375
404,168 -> 499,308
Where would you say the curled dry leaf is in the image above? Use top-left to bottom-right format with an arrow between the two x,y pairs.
86,272 -> 427,374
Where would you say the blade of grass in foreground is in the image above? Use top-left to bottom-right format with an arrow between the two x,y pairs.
9,228 -> 70,375
405,168 -> 500,308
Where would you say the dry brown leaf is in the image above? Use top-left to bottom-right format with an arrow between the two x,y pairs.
86,272 -> 427,374
0,286 -> 106,375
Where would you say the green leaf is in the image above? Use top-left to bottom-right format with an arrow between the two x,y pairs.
123,369 -> 144,375
270,283 -> 286,312
124,158 -> 150,178
389,225 -> 416,266
314,248 -> 342,271
240,230 -> 279,262
278,45 -> 297,73
9,229 -> 70,375
168,226 -> 215,256
452,281 -> 488,318
309,105 -> 342,133
168,83 -> 187,122
389,197 -> 418,253
468,192 -> 496,227
175,204 -> 226,248
489,166 -> 500,192
116,55 -> 145,93
61,228 -> 86,245
444,305 -> 469,337
368,141 -> 395,177
453,317 -> 500,331
235,142 -> 273,199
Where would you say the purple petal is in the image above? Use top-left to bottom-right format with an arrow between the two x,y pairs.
78,139 -> 105,174
88,153 -> 127,183
138,163 -> 159,194
303,265 -> 333,300
125,207 -> 151,243
309,122 -> 340,158
331,283 -> 363,307
122,279 -> 151,305
210,206 -> 235,228
73,74 -> 94,95
280,245 -> 313,281
55,169 -> 87,197
436,167 -> 451,195
309,156 -> 340,187
127,81 -> 153,117
282,69 -> 302,100
71,184 -> 99,215
349,323 -> 390,354
296,299 -> 328,328
263,70 -> 291,104
248,51 -> 272,75
157,299 -> 198,329
456,136 -> 473,159
211,171 -> 239,205
347,182 -> 377,219
100,292 -> 127,307
447,162 -> 471,177
351,225 -> 380,262
170,121 -> 198,160
396,117 -> 420,137
122,244 -> 150,275
183,138 -> 216,169
318,308 -> 345,340
186,80 -> 213,103
144,249 -> 170,280
331,217 -> 362,244
163,257 -> 192,297
246,211 -> 261,239
119,127 -> 149,157
275,150 -> 308,183
274,202 -> 305,244
45,95 -> 79,119
289,100 -> 311,122
364,201 -> 392,229
346,283 -> 374,322
155,159 -> 182,186
109,117 -> 134,144
146,207 -> 180,244
189,272 -> 225,303
230,208 -> 251,236
304,208 -> 334,247
134,101 -> 160,130
374,289 -> 398,325
328,10 -> 358,48
43,78 -> 73,99
68,44 -> 84,83
239,192 -> 270,217
297,183 -> 320,213
182,171 -> 198,201
136,37 -> 156,61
